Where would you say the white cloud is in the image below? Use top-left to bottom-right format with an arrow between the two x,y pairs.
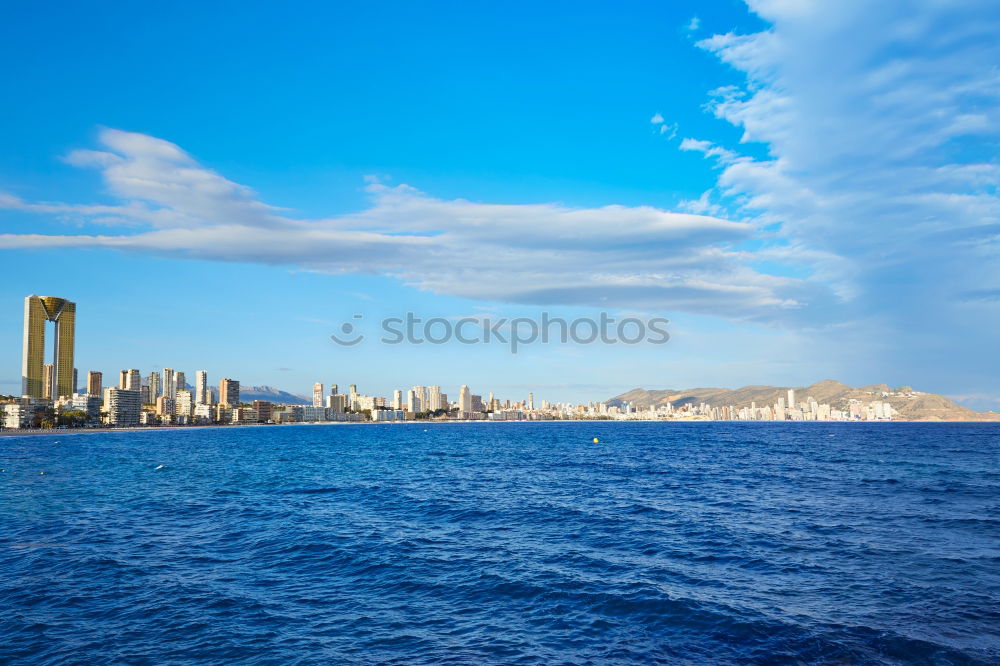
649,113 -> 664,124
0,128 -> 825,321
686,0 -> 1000,391
686,17 -> 701,32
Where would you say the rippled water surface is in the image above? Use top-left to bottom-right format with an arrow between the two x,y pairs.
2,422 -> 998,664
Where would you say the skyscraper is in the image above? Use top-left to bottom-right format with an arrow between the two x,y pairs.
428,385 -> 442,411
195,370 -> 208,404
120,369 -> 141,392
313,382 -> 324,407
527,392 -> 534,410
87,371 -> 102,396
219,378 -> 240,407
174,371 -> 186,395
163,368 -> 176,399
459,385 -> 472,415
148,371 -> 161,401
22,295 -> 76,400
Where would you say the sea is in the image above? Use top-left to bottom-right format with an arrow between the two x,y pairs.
1,422 -> 998,664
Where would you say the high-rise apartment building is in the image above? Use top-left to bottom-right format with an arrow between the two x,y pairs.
392,389 -> 403,410
313,382 -> 324,407
119,369 -> 141,392
148,371 -> 161,401
156,396 -> 176,416
174,371 -> 186,394
87,371 -> 102,396
22,295 -> 76,400
163,368 -> 176,399
428,385 -> 442,412
410,385 -> 426,412
195,370 -> 208,404
459,385 -> 472,414
219,378 -> 240,407
330,384 -> 338,397
175,390 -> 193,417
104,387 -> 140,426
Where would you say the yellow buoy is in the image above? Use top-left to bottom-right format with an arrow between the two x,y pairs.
593,437 -> 599,443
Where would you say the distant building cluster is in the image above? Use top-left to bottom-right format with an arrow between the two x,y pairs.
3,295 -> 901,429
602,387 -> 898,422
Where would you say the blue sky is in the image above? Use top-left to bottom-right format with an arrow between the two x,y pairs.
2,1 -> 999,408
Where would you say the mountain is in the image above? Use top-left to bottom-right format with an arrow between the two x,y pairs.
608,380 -> 1000,422
238,385 -> 311,405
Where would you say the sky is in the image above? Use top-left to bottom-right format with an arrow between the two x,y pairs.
1,0 -> 999,408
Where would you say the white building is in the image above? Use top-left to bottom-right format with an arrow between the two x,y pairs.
175,389 -> 193,417
428,385 -> 443,411
104,387 -> 141,426
195,370 -> 209,404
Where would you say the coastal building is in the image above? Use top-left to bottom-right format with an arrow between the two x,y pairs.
325,394 -> 347,412
148,371 -> 161,401
219,378 -> 240,407
193,403 -> 213,423
459,385 -> 472,415
301,405 -> 328,422
313,382 -> 324,407
408,387 -> 424,413
252,400 -> 272,422
175,390 -> 193,417
163,368 -> 176,399
22,295 -> 76,400
372,409 -> 406,421
120,368 -> 141,392
156,396 -> 176,416
72,393 -> 102,421
195,370 -> 208,404
87,371 -> 102,397
232,407 -> 258,424
428,385 -> 443,411
104,387 -> 141,426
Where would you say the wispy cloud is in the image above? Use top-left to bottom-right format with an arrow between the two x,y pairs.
681,0 -> 1000,386
0,128 -> 824,321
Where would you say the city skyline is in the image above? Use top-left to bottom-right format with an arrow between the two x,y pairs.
2,1 -> 999,409
8,293 -> 982,429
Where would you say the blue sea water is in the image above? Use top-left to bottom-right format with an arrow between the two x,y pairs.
1,422 -> 998,665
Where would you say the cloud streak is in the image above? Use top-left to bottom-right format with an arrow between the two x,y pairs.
0,128 -> 822,320
679,0 -> 1000,390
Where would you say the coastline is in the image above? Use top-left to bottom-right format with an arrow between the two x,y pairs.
3,417 -> 1000,437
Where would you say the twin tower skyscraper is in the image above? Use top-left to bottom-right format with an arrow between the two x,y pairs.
21,294 -> 76,400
